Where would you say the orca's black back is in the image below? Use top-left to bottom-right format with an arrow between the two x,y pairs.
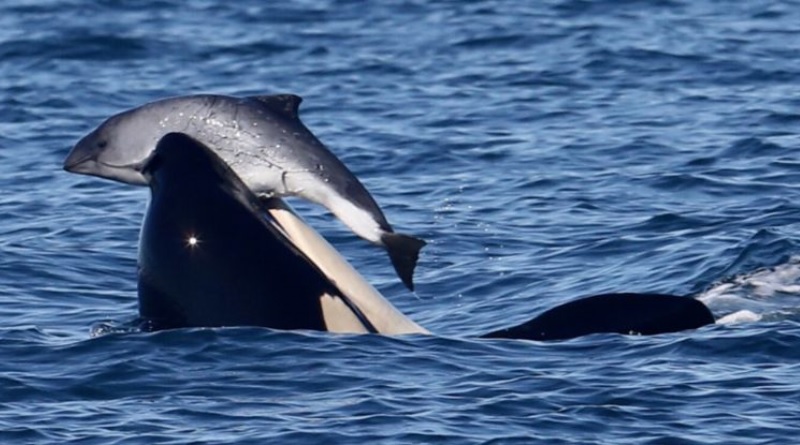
483,293 -> 715,341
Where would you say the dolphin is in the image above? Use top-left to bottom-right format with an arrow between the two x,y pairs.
137,132 -> 427,333
63,93 -> 426,291
133,133 -> 714,338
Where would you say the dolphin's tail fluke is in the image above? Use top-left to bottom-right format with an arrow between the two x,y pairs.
382,232 -> 427,291
482,293 -> 715,341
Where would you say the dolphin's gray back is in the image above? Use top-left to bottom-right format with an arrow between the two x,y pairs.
244,95 -> 392,231
151,94 -> 392,232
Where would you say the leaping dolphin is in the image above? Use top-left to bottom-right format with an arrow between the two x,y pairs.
62,93 -> 426,291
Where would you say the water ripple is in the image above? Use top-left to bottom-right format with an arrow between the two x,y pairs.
2,0 -> 800,443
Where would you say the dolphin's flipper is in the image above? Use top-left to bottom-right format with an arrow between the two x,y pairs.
381,232 -> 427,291
482,293 -> 715,341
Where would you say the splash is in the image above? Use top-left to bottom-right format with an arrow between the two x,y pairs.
698,256 -> 800,324
90,320 -> 143,338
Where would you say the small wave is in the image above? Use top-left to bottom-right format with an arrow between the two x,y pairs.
90,320 -> 143,338
636,212 -> 706,232
199,41 -> 298,59
0,34 -> 150,61
451,34 -> 529,49
720,137 -> 787,159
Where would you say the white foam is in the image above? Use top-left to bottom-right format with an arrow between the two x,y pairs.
701,256 -> 800,299
697,256 -> 800,322
716,310 -> 761,325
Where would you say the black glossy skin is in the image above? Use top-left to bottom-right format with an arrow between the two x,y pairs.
138,133 -> 349,330
483,293 -> 715,341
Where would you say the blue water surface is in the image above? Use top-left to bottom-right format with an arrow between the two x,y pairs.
1,0 -> 800,443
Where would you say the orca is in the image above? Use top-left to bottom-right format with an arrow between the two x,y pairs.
62,94 -> 425,291
137,132 -> 427,333
132,132 -> 714,340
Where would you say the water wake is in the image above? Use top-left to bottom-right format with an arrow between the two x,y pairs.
698,256 -> 800,324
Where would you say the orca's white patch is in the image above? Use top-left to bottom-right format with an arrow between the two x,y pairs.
265,200 -> 428,335
319,292 -> 370,333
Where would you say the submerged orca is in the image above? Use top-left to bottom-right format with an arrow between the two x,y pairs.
134,132 -> 714,340
482,293 -> 713,341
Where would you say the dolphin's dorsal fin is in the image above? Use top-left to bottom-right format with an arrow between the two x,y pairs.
250,94 -> 303,120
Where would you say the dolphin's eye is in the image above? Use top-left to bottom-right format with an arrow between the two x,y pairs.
97,140 -> 108,149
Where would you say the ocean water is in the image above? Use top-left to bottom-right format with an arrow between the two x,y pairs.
2,0 -> 800,443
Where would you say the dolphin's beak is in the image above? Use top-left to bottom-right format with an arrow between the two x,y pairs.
63,146 -> 94,173
61,147 -> 150,185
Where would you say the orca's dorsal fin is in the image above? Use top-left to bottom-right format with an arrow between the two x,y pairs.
250,94 -> 303,120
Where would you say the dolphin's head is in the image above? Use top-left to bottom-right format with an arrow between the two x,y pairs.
63,107 -> 162,185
